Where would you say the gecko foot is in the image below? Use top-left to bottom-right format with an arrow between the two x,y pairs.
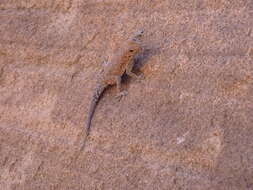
115,90 -> 128,100
135,73 -> 145,82
137,73 -> 145,80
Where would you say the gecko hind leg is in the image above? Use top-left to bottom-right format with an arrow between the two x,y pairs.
115,76 -> 127,100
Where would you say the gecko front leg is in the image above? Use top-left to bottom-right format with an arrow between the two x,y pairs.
126,61 -> 144,80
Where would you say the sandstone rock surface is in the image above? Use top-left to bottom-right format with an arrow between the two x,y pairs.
0,0 -> 253,189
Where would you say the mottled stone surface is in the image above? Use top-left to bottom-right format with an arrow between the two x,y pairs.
0,0 -> 252,189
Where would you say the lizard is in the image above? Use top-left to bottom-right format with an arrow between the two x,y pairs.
66,30 -> 145,166
85,29 -> 144,138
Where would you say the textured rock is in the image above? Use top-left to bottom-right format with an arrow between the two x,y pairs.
0,0 -> 253,189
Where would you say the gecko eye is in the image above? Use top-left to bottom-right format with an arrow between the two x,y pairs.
129,49 -> 134,52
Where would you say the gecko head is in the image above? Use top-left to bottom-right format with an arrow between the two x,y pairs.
132,29 -> 144,42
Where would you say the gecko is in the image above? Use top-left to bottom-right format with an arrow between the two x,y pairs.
85,30 -> 144,137
66,30 -> 145,165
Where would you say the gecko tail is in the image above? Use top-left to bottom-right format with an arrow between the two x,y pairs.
85,84 -> 106,137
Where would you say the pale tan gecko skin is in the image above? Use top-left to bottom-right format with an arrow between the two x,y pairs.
85,30 -> 144,137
